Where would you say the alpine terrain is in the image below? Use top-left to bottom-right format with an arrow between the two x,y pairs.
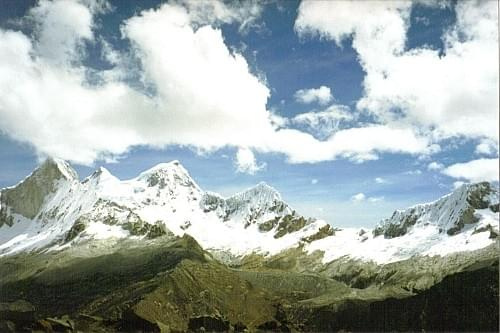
0,158 -> 498,332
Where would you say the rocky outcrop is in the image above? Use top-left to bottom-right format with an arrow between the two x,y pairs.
302,224 -> 335,243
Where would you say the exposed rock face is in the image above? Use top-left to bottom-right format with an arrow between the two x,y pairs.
466,182 -> 496,209
301,224 -> 335,243
0,158 -> 76,221
259,213 -> 318,239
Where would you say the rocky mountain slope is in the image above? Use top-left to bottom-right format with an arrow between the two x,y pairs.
0,158 -> 498,331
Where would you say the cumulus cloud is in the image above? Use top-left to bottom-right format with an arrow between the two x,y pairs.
0,0 -> 273,164
350,193 -> 366,202
374,177 -> 387,184
267,124 -> 432,164
0,0 -> 435,167
351,192 -> 383,203
121,3 -> 274,148
442,158 -> 499,182
475,139 -> 499,156
427,161 -> 444,171
311,178 -> 318,185
294,86 -> 333,105
235,147 -> 265,175
27,0 -> 94,65
0,0 -> 148,164
368,196 -> 384,203
296,1 -> 499,143
179,0 -> 264,32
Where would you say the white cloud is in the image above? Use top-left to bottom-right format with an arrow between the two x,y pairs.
442,158 -> 499,182
296,1 -> 499,144
0,1 -> 273,164
405,169 -> 422,175
0,0 -> 146,164
351,192 -> 383,203
235,147 -> 265,175
179,0 -> 264,32
453,181 -> 466,189
368,196 -> 384,203
311,178 -> 318,185
294,86 -> 333,105
475,139 -> 499,156
427,161 -> 444,171
351,193 -> 366,202
267,125 -> 431,164
27,0 -> 94,65
375,177 -> 387,184
121,3 -> 275,148
0,0 -> 436,167
413,0 -> 451,9
268,111 -> 289,128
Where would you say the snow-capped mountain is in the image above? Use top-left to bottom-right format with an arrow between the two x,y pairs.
0,158 -> 327,257
0,158 -> 498,265
374,182 -> 499,238
202,182 -> 293,226
307,182 -> 499,264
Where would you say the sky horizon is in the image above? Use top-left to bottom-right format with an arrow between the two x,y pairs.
0,0 -> 498,227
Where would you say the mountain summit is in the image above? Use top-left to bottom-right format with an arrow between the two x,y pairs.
0,159 -> 326,257
0,158 -> 77,220
0,159 -> 498,264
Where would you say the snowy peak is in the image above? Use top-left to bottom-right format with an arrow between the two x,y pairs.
83,166 -> 117,185
135,160 -> 200,191
225,182 -> 285,213
229,182 -> 282,203
30,157 -> 78,184
1,159 -> 497,266
211,182 -> 293,225
43,157 -> 79,181
374,182 -> 499,238
0,158 -> 78,220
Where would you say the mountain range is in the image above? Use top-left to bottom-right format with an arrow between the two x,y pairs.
0,158 -> 498,332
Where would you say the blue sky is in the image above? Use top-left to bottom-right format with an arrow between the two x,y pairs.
0,0 -> 498,227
